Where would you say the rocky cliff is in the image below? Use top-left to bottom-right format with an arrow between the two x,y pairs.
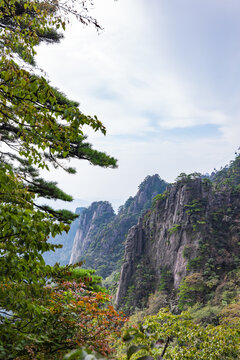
43,207 -> 85,266
69,201 -> 115,266
116,158 -> 240,312
69,175 -> 168,278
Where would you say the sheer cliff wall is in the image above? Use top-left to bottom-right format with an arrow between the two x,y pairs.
116,176 -> 240,310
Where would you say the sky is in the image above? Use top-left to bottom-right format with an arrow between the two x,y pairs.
36,0 -> 240,212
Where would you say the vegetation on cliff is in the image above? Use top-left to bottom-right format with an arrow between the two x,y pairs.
116,154 -> 240,324
70,175 -> 168,279
117,308 -> 240,359
0,1 -> 239,359
96,156 -> 240,360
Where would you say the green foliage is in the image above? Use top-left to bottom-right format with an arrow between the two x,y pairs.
151,191 -> 168,209
64,348 -> 106,360
120,309 -> 240,359
184,199 -> 207,232
202,177 -> 212,187
138,175 -> 161,191
167,224 -> 181,236
212,269 -> 240,306
122,261 -> 156,313
1,262 -> 126,359
0,163 -> 66,285
102,271 -> 120,295
75,176 -> 167,280
0,1 -> 117,223
212,153 -> 240,189
175,172 -> 202,183
158,268 -> 173,292
186,256 -> 204,272
234,184 -> 240,193
122,196 -> 134,211
144,292 -> 168,317
184,199 -> 203,215
220,302 -> 240,326
189,303 -> 221,325
183,244 -> 195,259
178,273 -> 207,310
0,1 -> 121,358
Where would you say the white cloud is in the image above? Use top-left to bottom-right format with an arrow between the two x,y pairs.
36,0 -> 240,208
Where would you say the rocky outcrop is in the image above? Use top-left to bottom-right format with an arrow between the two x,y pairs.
118,175 -> 167,216
43,207 -> 85,266
69,175 -> 168,278
69,201 -> 115,265
116,174 -> 240,310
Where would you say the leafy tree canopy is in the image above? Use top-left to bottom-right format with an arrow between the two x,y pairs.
0,0 -> 117,222
119,309 -> 240,360
0,1 -> 121,358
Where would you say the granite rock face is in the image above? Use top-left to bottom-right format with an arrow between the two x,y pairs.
116,175 -> 240,309
43,207 -> 85,266
69,201 -> 115,265
69,175 -> 168,278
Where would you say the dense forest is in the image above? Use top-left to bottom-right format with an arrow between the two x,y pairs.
0,1 -> 239,360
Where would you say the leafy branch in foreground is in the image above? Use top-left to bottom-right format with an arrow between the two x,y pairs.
0,1 -> 120,358
119,309 -> 240,360
0,0 -> 117,222
1,259 -> 127,359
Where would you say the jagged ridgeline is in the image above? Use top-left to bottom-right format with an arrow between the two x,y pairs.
69,175 -> 168,278
116,155 -> 240,315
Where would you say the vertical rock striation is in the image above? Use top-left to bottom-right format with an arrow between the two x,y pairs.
69,175 -> 168,278
43,207 -> 86,266
69,201 -> 115,265
116,174 -> 240,310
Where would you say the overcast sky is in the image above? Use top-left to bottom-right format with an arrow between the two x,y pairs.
36,0 -> 240,211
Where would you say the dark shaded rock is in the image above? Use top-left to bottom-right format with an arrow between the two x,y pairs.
116,171 -> 240,310
69,175 -> 168,278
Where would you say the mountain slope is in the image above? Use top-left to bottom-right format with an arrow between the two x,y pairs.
69,175 -> 168,278
116,156 -> 240,313
43,207 -> 85,266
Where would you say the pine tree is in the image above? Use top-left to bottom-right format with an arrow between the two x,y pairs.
0,0 -> 117,222
0,2 -> 120,357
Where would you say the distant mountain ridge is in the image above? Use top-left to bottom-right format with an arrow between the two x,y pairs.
43,207 -> 85,266
69,175 -> 168,278
69,201 -> 115,268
